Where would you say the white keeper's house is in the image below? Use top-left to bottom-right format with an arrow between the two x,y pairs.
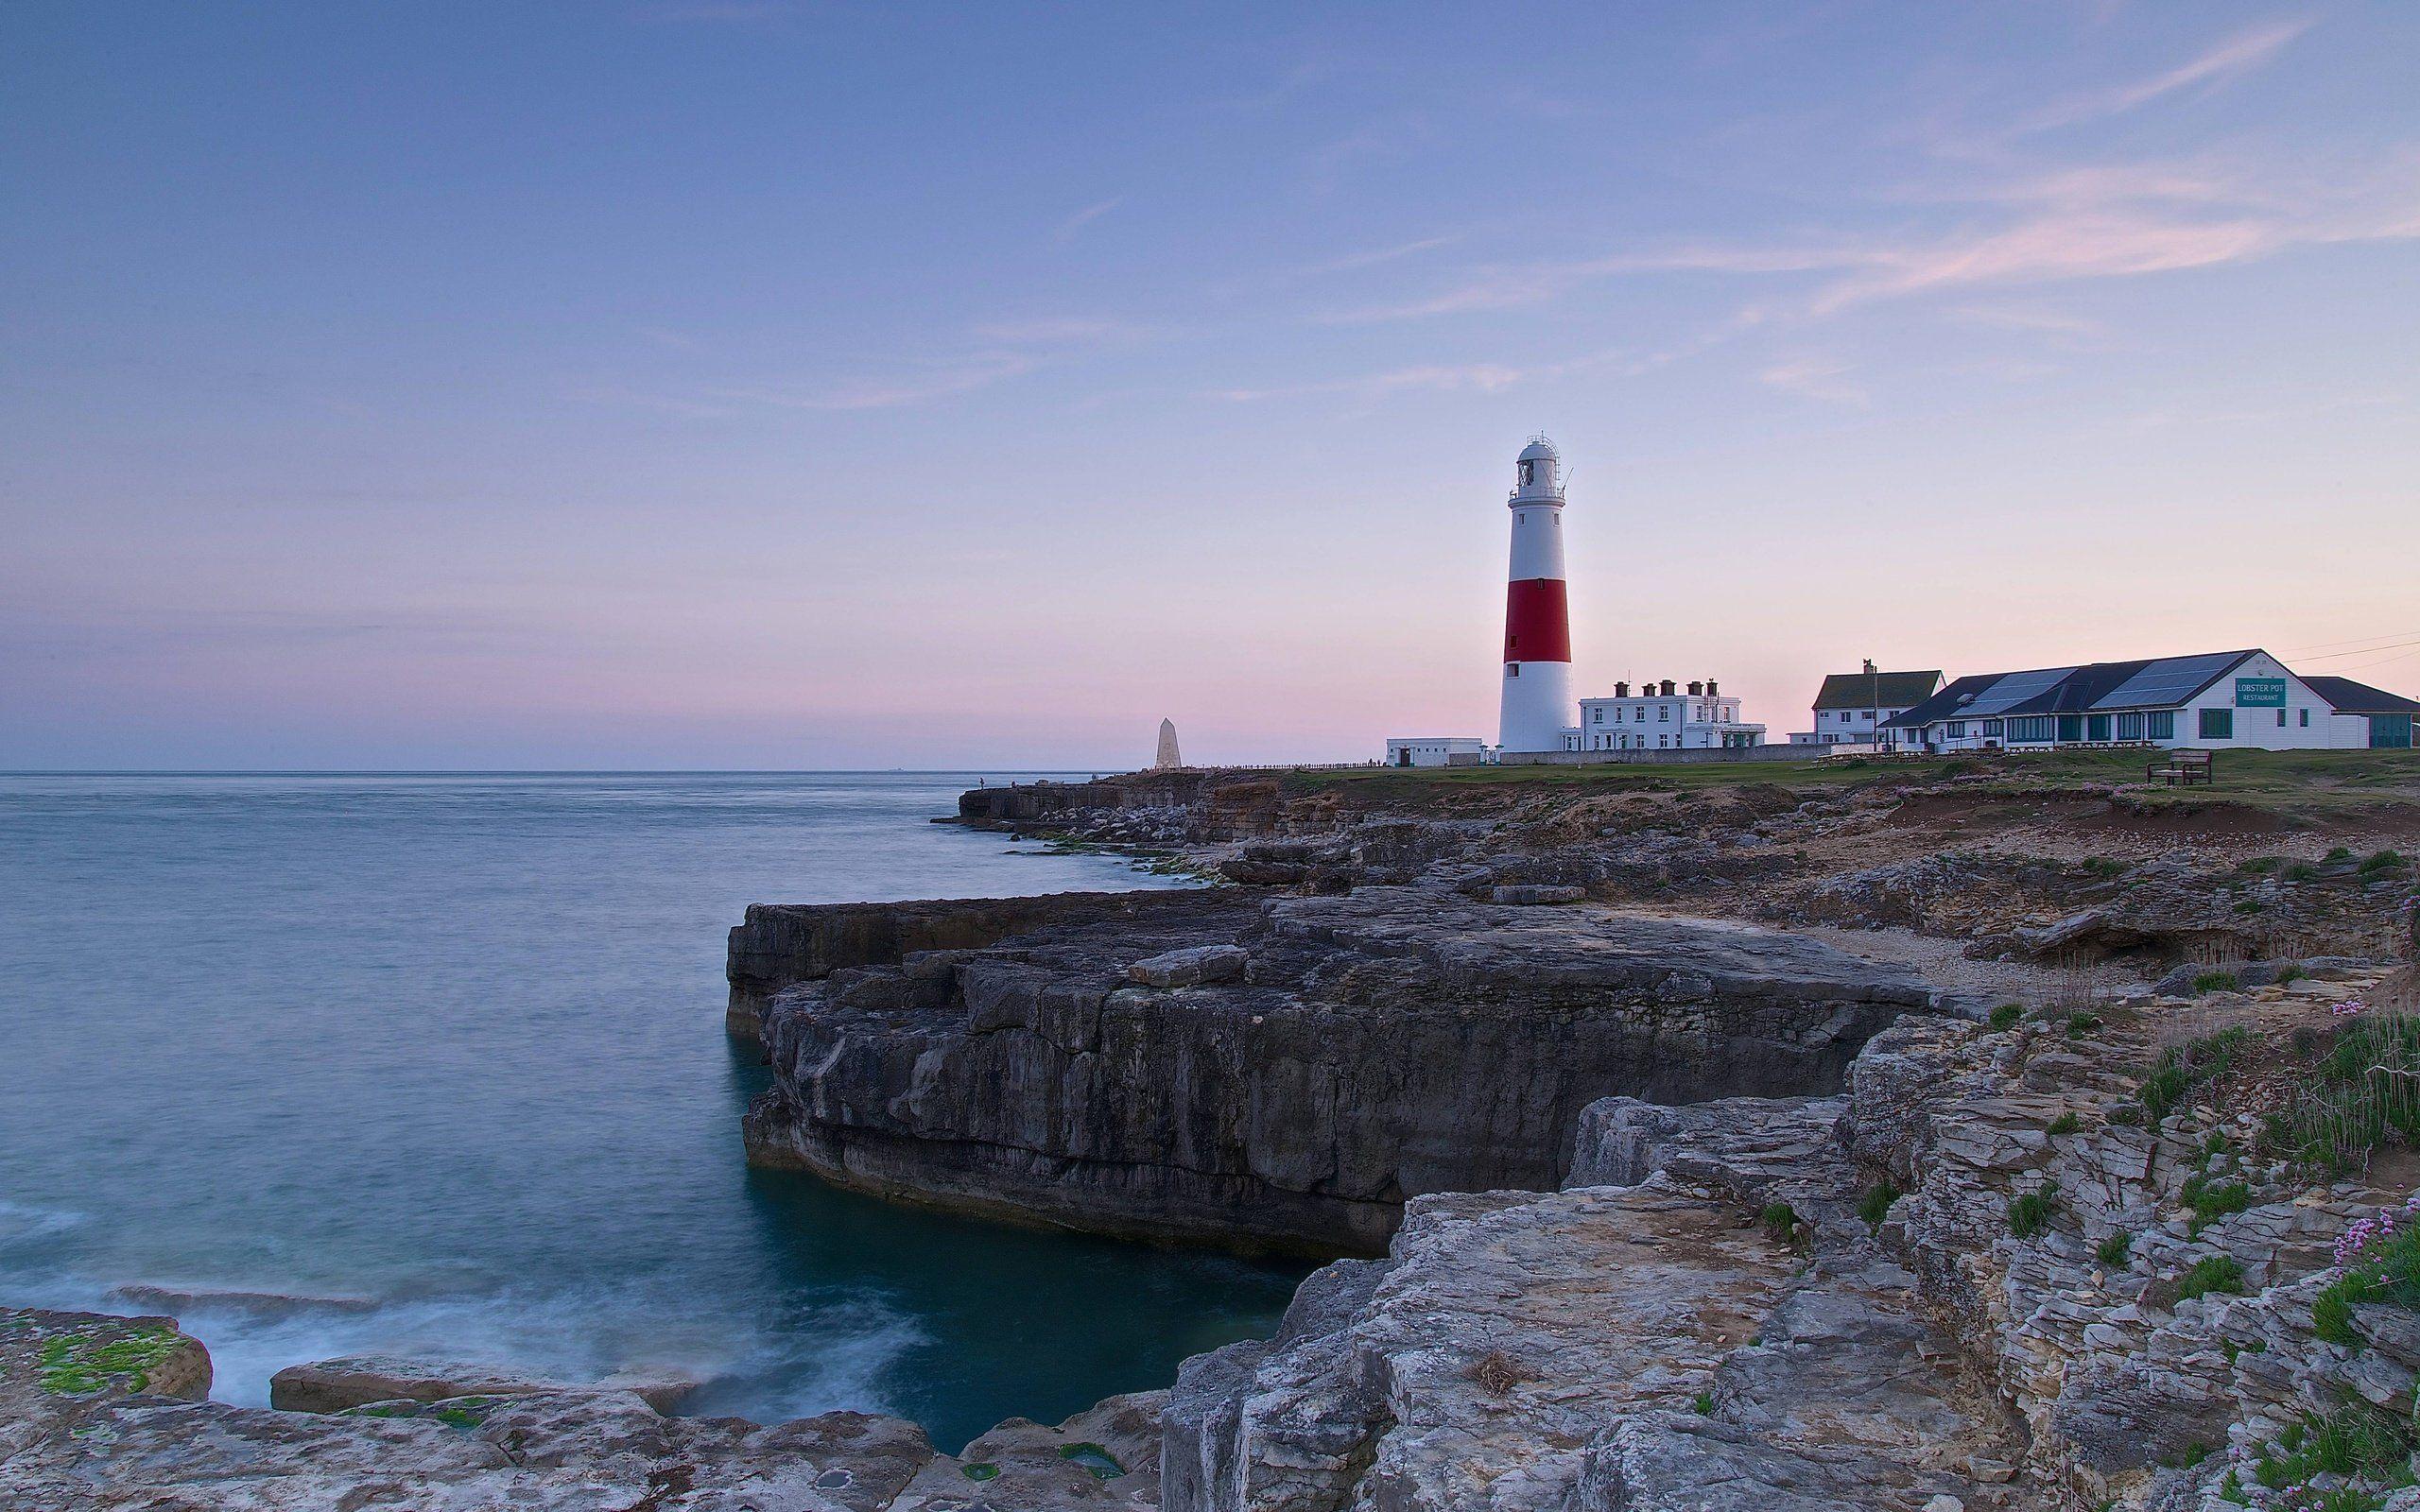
1569,679 -> 1766,751
1789,662 -> 1944,746
1385,736 -> 1487,768
1881,649 -> 2416,753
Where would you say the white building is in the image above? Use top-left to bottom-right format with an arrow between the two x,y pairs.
1789,662 -> 1944,746
1883,649 -> 2414,753
1386,736 -> 1487,768
1568,679 -> 1766,751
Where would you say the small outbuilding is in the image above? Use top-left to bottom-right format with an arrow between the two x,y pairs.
2302,676 -> 2419,749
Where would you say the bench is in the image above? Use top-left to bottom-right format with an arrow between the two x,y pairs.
2147,748 -> 2216,787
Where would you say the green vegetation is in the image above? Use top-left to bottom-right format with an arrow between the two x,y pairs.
1758,1202 -> 1800,1244
2234,899 -> 2265,915
2286,863 -> 2321,883
34,1324 -> 185,1396
2239,856 -> 2283,874
1988,1003 -> 2024,1032
2080,856 -> 2125,878
2175,1253 -> 2246,1301
2327,846 -> 2358,863
2260,1013 -> 2420,1174
2313,1220 -> 2420,1350
1691,1391 -> 1715,1415
2048,1109 -> 2081,1136
2007,1183 -> 2060,1240
1857,1182 -> 1903,1228
1281,748 -> 2420,814
2140,1024 -> 2252,1120
2096,1231 -> 2134,1268
2360,849 -> 2410,875
2066,1011 -> 2102,1040
2190,970 -> 2241,995
2246,1402 -> 2418,1508
962,1463 -> 1001,1482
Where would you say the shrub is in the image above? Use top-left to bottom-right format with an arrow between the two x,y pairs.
2286,864 -> 2321,884
2140,1025 -> 2251,1119
2238,856 -> 2281,874
1690,1390 -> 1714,1415
2066,1010 -> 2102,1040
2048,1110 -> 2081,1135
1988,1003 -> 2024,1031
2097,1231 -> 2134,1268
2182,1175 -> 2252,1236
1759,1202 -> 1799,1243
2250,1402 -> 2417,1500
2326,846 -> 2357,863
2008,1183 -> 2060,1240
2234,899 -> 2264,915
2081,856 -> 2125,878
1857,1182 -> 1902,1228
2192,970 -> 2242,995
2313,1218 -> 2420,1349
2360,849 -> 2410,875
2175,1253 -> 2245,1302
2262,1014 -> 2420,1173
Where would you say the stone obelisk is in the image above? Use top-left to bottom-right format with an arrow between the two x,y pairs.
1152,719 -> 1183,770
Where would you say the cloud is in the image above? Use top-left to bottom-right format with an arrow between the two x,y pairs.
711,352 -> 1042,412
2018,18 -> 2314,134
966,317 -> 1150,346
1318,147 -> 2420,326
1054,198 -> 1122,242
1210,361 -> 1531,404
1758,358 -> 1867,405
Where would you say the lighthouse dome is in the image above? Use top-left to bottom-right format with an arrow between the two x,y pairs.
1512,434 -> 1564,500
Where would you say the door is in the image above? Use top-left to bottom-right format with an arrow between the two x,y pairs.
2087,713 -> 2111,743
2376,714 -> 2414,749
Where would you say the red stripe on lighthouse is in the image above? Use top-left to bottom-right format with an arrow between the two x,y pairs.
1502,578 -> 1570,662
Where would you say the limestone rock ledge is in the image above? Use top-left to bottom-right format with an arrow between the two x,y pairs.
744,885 -> 1936,1254
2,1306 -> 1166,1511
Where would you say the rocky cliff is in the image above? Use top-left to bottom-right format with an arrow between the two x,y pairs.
744,885 -> 1937,1254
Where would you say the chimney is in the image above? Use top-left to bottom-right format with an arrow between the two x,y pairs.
1614,680 -> 1628,697
1862,658 -> 1876,675
1706,679 -> 1720,696
1687,680 -> 1703,696
1661,679 -> 1676,696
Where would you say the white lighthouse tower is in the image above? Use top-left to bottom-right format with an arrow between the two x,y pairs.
1498,435 -> 1574,752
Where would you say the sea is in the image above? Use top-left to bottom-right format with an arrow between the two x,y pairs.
0,772 -> 1307,1452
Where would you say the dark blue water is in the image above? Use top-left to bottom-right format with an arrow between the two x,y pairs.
0,772 -> 1305,1450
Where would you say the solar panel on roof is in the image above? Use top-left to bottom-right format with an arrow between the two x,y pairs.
1963,667 -> 2075,715
2092,652 -> 2242,710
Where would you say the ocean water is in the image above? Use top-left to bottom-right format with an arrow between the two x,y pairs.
0,772 -> 1306,1451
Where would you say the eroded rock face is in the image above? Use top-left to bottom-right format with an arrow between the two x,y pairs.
746,886 -> 1936,1253
1162,1089 -> 2031,1512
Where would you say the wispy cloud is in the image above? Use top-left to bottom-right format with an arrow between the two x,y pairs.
1054,198 -> 1122,242
2017,18 -> 2314,134
1211,361 -> 1531,404
1758,358 -> 1867,405
711,352 -> 1041,412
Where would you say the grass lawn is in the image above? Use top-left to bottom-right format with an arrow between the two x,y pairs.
1279,747 -> 2420,814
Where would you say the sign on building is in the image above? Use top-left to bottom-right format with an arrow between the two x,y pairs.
2235,678 -> 2288,707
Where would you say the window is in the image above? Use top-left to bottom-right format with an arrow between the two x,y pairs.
1507,663 -> 1519,678
1945,720 -> 1967,738
2007,716 -> 2056,742
2149,710 -> 2175,740
2200,708 -> 2234,740
1983,718 -> 2004,737
1593,708 -> 1604,724
2118,712 -> 2144,740
2300,709 -> 2310,728
2058,715 -> 2083,743
1659,707 -> 1670,721
2087,714 -> 2111,743
2276,709 -> 2287,728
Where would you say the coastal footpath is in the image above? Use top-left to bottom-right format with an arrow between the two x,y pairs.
11,750 -> 2420,1509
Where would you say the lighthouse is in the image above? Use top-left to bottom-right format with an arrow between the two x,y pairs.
1498,435 -> 1574,752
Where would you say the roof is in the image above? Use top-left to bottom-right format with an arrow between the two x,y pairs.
1812,670 -> 1944,711
1517,436 -> 1560,462
2304,676 -> 2420,714
1884,650 -> 2269,729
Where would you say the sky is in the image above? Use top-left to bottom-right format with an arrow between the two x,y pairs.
4,1 -> 2417,770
